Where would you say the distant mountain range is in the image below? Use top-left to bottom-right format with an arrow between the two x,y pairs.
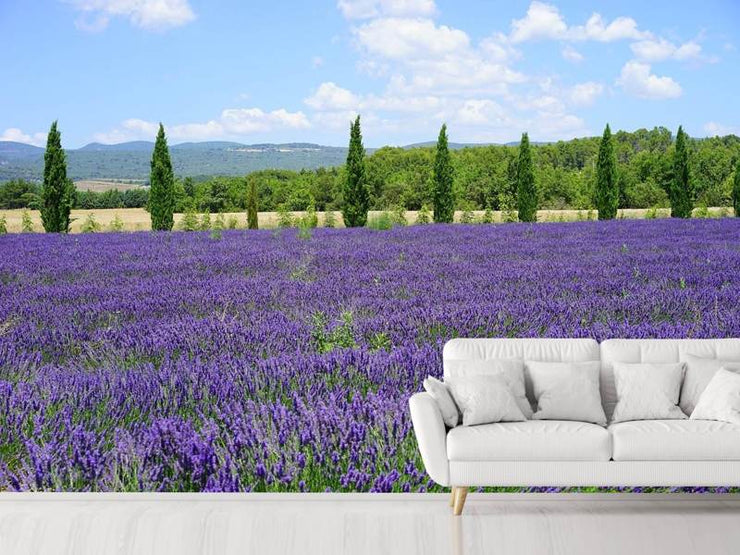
0,139 -> 514,182
0,140 -> 357,182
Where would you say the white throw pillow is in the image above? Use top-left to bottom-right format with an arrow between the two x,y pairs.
445,375 -> 526,426
422,376 -> 459,428
680,354 -> 740,415
444,359 -> 532,418
690,368 -> 740,425
525,361 -> 606,425
611,362 -> 687,423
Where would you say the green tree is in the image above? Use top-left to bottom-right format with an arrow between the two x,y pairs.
41,121 -> 75,232
180,208 -> 199,231
148,123 -> 175,231
342,116 -> 369,227
21,210 -> 34,232
183,176 -> 195,198
247,178 -> 259,229
516,132 -> 537,222
81,213 -> 101,233
433,123 -> 455,223
670,126 -> 693,218
595,124 -> 619,220
733,160 -> 740,217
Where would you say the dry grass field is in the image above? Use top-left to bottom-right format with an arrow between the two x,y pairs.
74,180 -> 146,192
0,207 -> 732,233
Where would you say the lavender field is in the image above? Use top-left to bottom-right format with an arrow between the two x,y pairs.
0,219 -> 739,492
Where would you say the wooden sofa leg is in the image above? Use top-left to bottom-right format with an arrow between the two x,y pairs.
450,489 -> 456,506
452,487 -> 468,516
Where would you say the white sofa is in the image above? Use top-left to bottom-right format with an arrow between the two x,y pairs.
409,338 -> 740,515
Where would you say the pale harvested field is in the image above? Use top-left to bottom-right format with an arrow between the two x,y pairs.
0,207 -> 731,233
74,180 -> 146,192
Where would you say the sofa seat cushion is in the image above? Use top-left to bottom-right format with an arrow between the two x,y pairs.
447,420 -> 611,461
610,419 -> 740,461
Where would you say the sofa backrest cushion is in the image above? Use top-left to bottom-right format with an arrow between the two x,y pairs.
443,338 -> 600,409
600,339 -> 740,420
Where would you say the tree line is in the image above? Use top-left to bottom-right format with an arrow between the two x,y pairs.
4,119 -> 740,231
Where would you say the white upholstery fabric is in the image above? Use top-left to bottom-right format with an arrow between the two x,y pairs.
444,338 -> 600,412
526,361 -> 606,425
422,376 -> 459,428
610,419 -> 740,461
600,339 -> 740,420
691,369 -> 740,425
445,375 -> 526,426
449,461 -> 740,487
444,359 -> 532,418
447,420 -> 611,461
443,338 -> 600,370
610,362 -> 687,423
680,355 -> 740,415
408,393 -> 449,486
412,338 -> 740,490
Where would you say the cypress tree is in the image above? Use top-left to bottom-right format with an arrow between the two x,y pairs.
41,121 -> 75,232
516,132 -> 537,222
247,178 -> 258,229
433,123 -> 455,223
342,116 -> 369,227
149,123 -> 175,231
670,126 -> 693,218
733,159 -> 740,217
595,123 -> 618,220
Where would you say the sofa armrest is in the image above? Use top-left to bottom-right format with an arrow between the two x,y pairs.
409,392 -> 450,486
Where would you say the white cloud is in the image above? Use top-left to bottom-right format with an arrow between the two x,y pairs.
569,82 -> 604,106
0,128 -> 47,146
350,17 -> 524,97
617,61 -> 682,99
703,122 -> 740,137
323,2 -> 596,143
561,45 -> 584,63
68,0 -> 195,31
509,2 -> 649,43
94,108 -> 310,143
630,38 -> 703,62
479,33 -> 520,63
305,82 -> 360,111
305,82 -> 442,114
455,99 -> 510,126
312,110 -> 361,130
353,17 -> 469,60
510,1 -> 567,43
569,13 -> 648,42
337,0 -> 436,20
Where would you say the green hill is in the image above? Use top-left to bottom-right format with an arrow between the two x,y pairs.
0,141 -> 351,182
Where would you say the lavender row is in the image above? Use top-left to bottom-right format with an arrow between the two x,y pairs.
0,219 -> 738,491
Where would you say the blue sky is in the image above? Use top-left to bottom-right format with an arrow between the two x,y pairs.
1,0 -> 739,148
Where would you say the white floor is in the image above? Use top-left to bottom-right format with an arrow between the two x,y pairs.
0,493 -> 739,555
